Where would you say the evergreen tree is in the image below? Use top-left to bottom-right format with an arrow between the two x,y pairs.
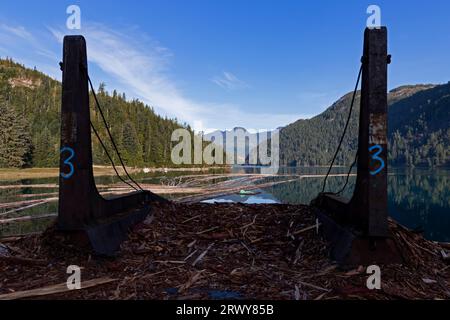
32,127 -> 53,167
122,121 -> 141,166
0,58 -> 197,168
0,101 -> 32,168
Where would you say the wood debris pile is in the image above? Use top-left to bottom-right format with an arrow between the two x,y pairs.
0,202 -> 449,300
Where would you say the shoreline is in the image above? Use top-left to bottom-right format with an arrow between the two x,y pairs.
1,165 -> 447,181
0,166 -> 229,181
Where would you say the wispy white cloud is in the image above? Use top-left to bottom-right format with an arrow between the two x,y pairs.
50,24 -> 209,126
0,23 -> 62,78
2,21 -> 304,131
212,71 -> 249,90
49,24 -> 302,131
0,24 -> 33,42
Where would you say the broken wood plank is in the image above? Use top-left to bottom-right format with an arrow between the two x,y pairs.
182,214 -> 203,224
0,232 -> 42,242
0,201 -> 51,217
297,280 -> 331,292
0,213 -> 57,225
293,223 -> 322,236
0,198 -> 54,210
192,243 -> 214,267
0,277 -> 117,300
196,226 -> 219,235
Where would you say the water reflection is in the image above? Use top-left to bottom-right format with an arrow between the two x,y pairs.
1,167 -> 448,242
264,168 -> 450,242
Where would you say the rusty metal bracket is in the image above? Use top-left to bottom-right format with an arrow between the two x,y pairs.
57,36 -> 167,256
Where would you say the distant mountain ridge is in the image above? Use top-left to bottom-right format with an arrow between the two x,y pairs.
204,127 -> 272,164
279,83 -> 449,167
2,57 -> 447,169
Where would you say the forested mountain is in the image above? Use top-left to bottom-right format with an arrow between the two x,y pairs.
389,84 -> 450,167
0,58 -> 191,168
204,127 -> 272,164
2,58 -> 448,169
280,84 -> 449,167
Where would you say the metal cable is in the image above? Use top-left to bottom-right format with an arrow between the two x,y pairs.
82,65 -> 144,191
321,63 -> 363,194
90,121 -> 138,191
335,150 -> 358,195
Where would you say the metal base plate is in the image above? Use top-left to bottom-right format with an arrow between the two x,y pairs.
316,210 -> 403,266
56,204 -> 152,256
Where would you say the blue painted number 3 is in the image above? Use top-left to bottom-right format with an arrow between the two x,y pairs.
369,145 -> 385,176
60,147 -> 75,179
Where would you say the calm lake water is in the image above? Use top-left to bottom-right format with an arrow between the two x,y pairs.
205,167 -> 450,242
1,167 -> 449,242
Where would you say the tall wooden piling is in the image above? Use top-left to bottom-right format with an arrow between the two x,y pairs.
313,27 -> 400,265
57,36 -> 165,255
352,27 -> 389,237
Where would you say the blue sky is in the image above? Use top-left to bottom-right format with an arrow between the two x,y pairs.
1,0 -> 450,132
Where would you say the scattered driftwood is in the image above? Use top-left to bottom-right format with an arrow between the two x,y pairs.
192,243 -> 215,267
0,198 -> 55,210
0,202 -> 448,300
0,233 -> 41,242
18,192 -> 58,199
293,223 -> 321,236
176,178 -> 301,203
0,255 -> 47,266
0,184 -> 59,190
179,270 -> 205,293
0,213 -> 57,225
297,280 -> 331,292
0,278 -> 117,300
0,201 -> 52,216
110,173 -> 359,203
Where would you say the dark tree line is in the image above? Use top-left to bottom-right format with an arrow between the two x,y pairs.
0,58 -> 191,168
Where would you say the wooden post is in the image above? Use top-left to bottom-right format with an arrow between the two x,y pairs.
352,27 -> 389,237
312,27 -> 400,265
58,36 -> 94,229
57,36 -> 166,255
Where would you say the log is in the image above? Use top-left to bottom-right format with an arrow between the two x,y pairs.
293,223 -> 321,236
0,277 -> 117,300
0,201 -> 51,217
0,232 -> 42,242
0,213 -> 57,225
0,199 -> 54,210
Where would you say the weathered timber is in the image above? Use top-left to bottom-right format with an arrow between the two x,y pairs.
312,27 -> 401,266
57,36 -> 167,256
